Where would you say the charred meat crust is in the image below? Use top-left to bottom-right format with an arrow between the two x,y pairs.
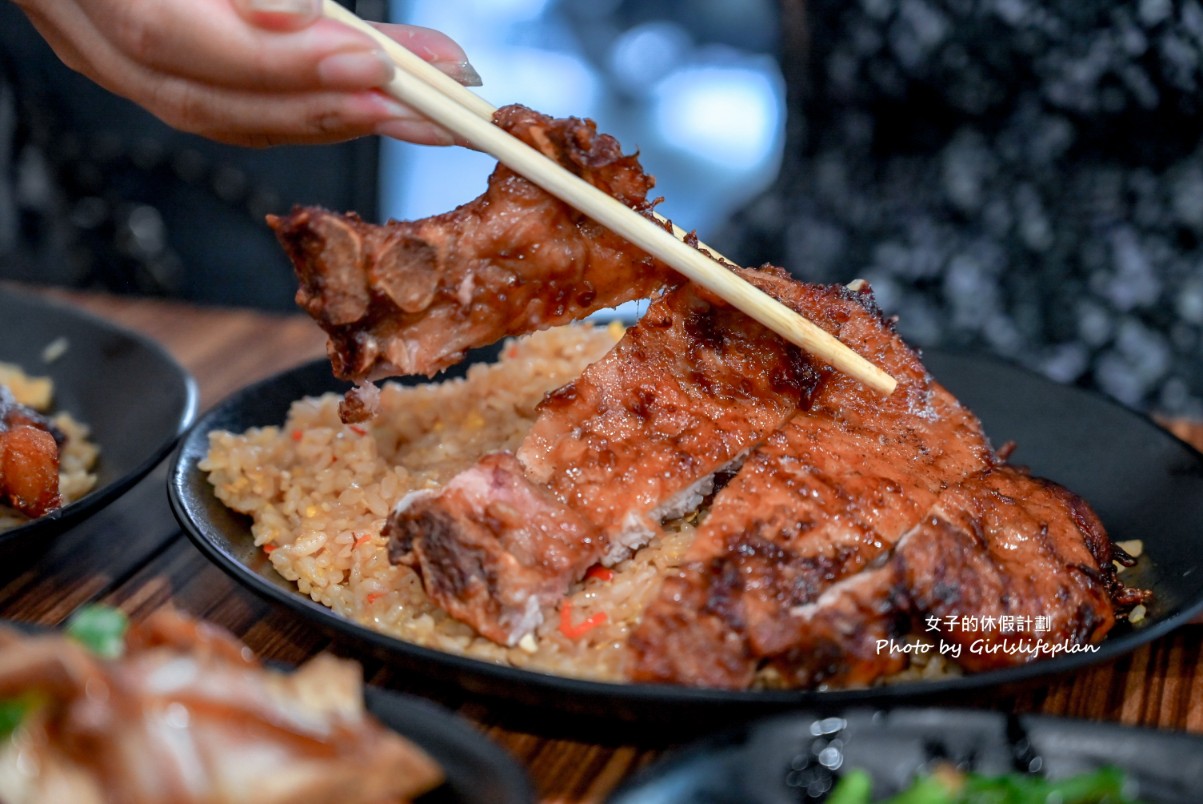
655,465 -> 1135,690
627,274 -> 1141,689
386,275 -> 822,645
269,104 -> 675,384
628,276 -> 996,688
385,453 -> 599,646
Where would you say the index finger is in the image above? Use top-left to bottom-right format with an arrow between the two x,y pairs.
81,0 -> 470,93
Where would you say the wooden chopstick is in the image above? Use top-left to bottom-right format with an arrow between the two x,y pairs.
324,2 -> 727,262
320,2 -> 898,396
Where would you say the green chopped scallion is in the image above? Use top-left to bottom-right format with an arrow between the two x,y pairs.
826,769 -> 873,804
0,697 -> 35,740
65,605 -> 130,659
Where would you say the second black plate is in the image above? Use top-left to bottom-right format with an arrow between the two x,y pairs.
168,347 -> 1203,728
1,289 -> 197,551
607,707 -> 1203,803
364,685 -> 534,804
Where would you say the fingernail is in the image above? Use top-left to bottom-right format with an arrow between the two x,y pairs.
317,49 -> 394,89
235,0 -> 321,30
244,0 -> 319,15
431,60 -> 483,87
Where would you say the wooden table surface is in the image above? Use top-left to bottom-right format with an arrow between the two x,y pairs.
2,284 -> 1203,803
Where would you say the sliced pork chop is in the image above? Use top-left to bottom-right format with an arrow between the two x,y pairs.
269,105 -> 678,387
517,269 -> 823,563
770,465 -> 1127,688
628,279 -> 997,688
386,270 -> 820,645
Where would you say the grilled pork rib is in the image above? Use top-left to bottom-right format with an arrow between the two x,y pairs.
770,466 -> 1124,688
386,453 -> 598,644
386,271 -> 818,645
628,278 -> 998,687
628,283 -> 1132,688
270,105 -> 677,387
275,100 -> 1136,686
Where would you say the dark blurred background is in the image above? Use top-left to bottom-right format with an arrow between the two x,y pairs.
1,0 -> 1201,417
0,0 -> 379,309
726,0 -> 1203,418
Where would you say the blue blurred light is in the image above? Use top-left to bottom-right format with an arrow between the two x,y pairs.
411,0 -> 552,26
651,61 -> 783,171
381,0 -> 784,236
380,46 -> 601,221
608,22 -> 693,96
472,47 -> 602,114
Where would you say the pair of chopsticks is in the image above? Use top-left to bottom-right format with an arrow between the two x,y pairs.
321,2 -> 897,396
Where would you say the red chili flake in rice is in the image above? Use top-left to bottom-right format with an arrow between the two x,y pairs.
559,600 -> 607,639
584,564 -> 613,582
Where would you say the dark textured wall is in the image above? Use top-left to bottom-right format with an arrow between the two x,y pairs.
722,0 -> 1203,416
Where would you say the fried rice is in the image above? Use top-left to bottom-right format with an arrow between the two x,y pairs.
203,322 -> 709,682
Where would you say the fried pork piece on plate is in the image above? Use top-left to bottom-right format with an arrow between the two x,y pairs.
270,104 -> 676,400
627,276 -> 998,687
386,269 -> 819,646
0,385 -> 63,518
386,452 -> 599,644
0,609 -> 442,804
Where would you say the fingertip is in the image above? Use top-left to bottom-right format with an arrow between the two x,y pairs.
374,23 -> 480,77
431,60 -> 483,88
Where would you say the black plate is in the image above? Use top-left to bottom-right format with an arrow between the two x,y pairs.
168,347 -> 1203,727
607,707 -> 1203,803
1,289 -> 196,550
365,686 -> 535,804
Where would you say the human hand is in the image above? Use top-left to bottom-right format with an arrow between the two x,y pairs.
12,0 -> 481,147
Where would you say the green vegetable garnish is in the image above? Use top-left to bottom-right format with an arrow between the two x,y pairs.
1037,766 -> 1129,802
0,697 -> 34,740
0,607 -> 130,743
953,765 -> 1131,803
65,605 -> 130,659
827,769 -> 874,804
884,772 -> 960,804
824,765 -> 1136,804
